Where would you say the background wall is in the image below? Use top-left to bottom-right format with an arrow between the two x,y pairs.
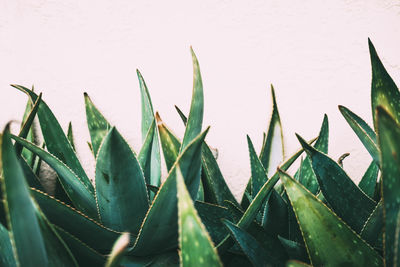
0,0 -> 399,198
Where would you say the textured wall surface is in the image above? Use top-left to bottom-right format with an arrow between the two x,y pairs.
0,0 -> 399,198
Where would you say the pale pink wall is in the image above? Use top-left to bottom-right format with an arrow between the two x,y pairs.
0,0 -> 399,198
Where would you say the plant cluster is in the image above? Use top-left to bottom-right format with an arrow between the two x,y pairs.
0,40 -> 398,266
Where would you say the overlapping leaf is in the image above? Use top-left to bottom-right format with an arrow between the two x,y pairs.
297,134 -> 376,233
177,167 -> 222,267
95,127 -> 149,233
279,170 -> 383,266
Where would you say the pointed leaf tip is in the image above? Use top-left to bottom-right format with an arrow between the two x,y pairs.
295,134 -> 314,156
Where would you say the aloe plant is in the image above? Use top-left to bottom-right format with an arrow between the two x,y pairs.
0,39 -> 398,267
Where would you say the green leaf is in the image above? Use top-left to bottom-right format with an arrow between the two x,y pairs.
1,126 -> 78,267
12,135 -> 98,218
174,105 -> 239,207
223,220 -> 280,266
339,105 -> 380,165
105,233 -> 130,267
262,190 -> 288,237
157,112 -> 181,171
95,127 -> 149,233
137,70 -> 162,188
84,92 -> 111,157
15,92 -> 42,158
194,201 -> 234,244
279,170 -> 383,267
218,141 -> 311,251
54,226 -> 105,266
296,134 -> 376,233
138,119 -> 156,186
259,85 -> 284,177
130,128 -> 209,256
12,85 -> 93,193
177,167 -> 222,267
369,39 -> 400,130
247,135 -> 268,197
296,115 -> 329,194
19,157 -> 43,191
360,200 -> 383,249
358,161 -> 380,198
0,223 -> 16,267
376,106 -> 400,266
180,48 -> 204,152
67,122 -> 75,151
31,188 -> 120,254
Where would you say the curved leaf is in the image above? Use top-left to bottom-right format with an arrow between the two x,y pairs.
180,48 -> 204,152
157,112 -> 181,171
130,128 -> 209,256
247,135 -> 268,197
369,39 -> 400,130
12,85 -> 93,193
31,188 -> 120,254
12,135 -> 98,218
105,233 -> 130,267
95,127 -> 149,233
297,134 -> 376,233
358,161 -> 380,198
376,106 -> 400,266
177,167 -> 222,267
279,170 -> 383,267
339,105 -> 379,165
0,223 -> 16,267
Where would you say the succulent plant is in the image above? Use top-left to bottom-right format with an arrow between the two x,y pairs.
0,39 -> 398,267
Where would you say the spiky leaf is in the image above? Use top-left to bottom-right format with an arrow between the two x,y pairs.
339,105 -> 379,165
369,39 -> 400,130
376,106 -> 400,266
177,167 -> 222,267
105,233 -> 130,267
358,161 -> 380,198
279,170 -> 383,267
297,134 -> 376,233
96,127 -> 149,233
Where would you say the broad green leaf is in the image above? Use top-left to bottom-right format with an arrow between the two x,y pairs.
12,135 -> 98,218
259,85 -> 284,177
96,127 -> 149,233
279,170 -> 383,267
296,115 -> 329,194
223,220 -> 274,267
177,167 -> 222,267
0,223 -> 16,267
297,134 -> 376,233
130,129 -> 209,256
339,105 -> 379,165
157,112 -> 181,171
105,233 -> 130,267
180,48 -> 204,152
194,201 -> 233,244
376,106 -> 400,266
84,92 -> 111,157
54,226 -> 105,266
358,161 -> 380,198
174,105 -> 239,207
360,200 -> 383,249
16,92 -> 41,158
247,135 -> 268,197
369,39 -> 400,130
137,70 -> 162,188
218,141 -> 312,251
1,126 -> 78,267
31,188 -> 120,254
12,85 -> 93,193
67,122 -> 75,151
